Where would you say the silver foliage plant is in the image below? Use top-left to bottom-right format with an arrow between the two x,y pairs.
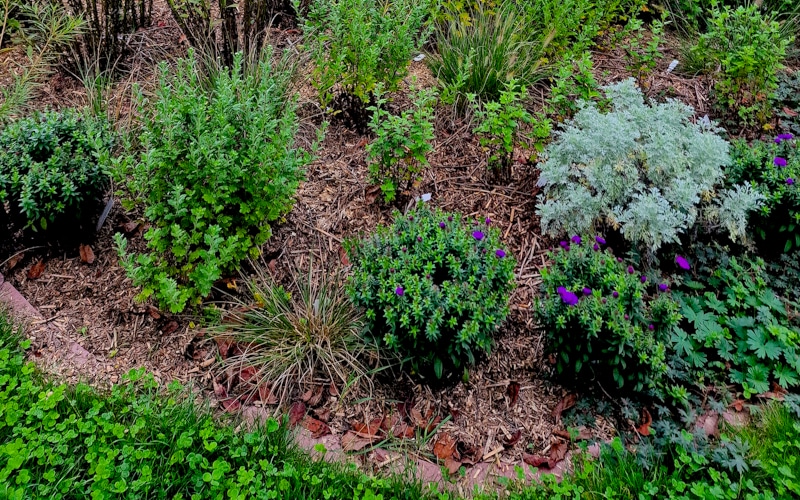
536,78 -> 763,253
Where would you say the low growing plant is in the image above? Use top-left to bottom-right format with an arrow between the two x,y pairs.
536,78 -> 764,256
727,134 -> 800,254
470,81 -> 550,181
691,4 -> 792,126
210,262 -> 378,405
366,85 -> 436,204
536,235 -> 680,392
345,205 -> 515,379
672,256 -> 800,399
0,108 -> 112,232
546,52 -> 602,121
115,50 -> 315,314
775,70 -> 800,137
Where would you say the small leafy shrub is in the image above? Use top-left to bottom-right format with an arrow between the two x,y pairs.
691,4 -> 791,125
428,1 -> 546,104
727,135 -> 800,254
210,262 -> 377,404
767,249 -> 800,303
536,236 -> 680,392
536,79 -> 764,256
345,205 -> 515,379
672,256 -> 800,399
621,12 -> 667,81
546,52 -> 602,121
0,108 -> 112,232
115,51 -> 313,314
300,0 -> 432,123
366,86 -> 436,204
470,81 -> 550,181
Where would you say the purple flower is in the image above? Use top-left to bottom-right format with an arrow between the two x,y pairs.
624,314 -> 629,320
439,222 -> 446,228
627,266 -> 634,274
559,240 -> 569,249
485,217 -> 491,225
395,286 -> 404,296
417,236 -> 422,242
774,157 -> 788,167
447,216 -> 453,222
658,283 -> 668,292
601,298 -> 607,304
612,291 -> 619,298
788,178 -> 795,186
583,287 -> 592,295
408,216 -> 414,221
776,133 -> 794,143
557,286 -> 579,306
472,231 -> 484,241
648,324 -> 655,331
593,244 -> 600,251
595,236 -> 606,245
617,257 -> 623,263
571,235 -> 582,245
675,255 -> 691,271
496,249 -> 506,258
640,275 -> 647,283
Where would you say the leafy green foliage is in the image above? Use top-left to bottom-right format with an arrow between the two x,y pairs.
0,108 -> 112,231
691,4 -> 792,126
536,236 -> 679,392
727,136 -> 800,254
536,79 -> 764,255
621,12 -> 667,81
299,0 -> 432,109
470,81 -> 550,179
0,311 -> 438,500
672,257 -> 800,399
775,70 -> 800,138
115,51 -> 313,314
366,86 -> 436,203
546,52 -> 602,122
345,205 -> 515,379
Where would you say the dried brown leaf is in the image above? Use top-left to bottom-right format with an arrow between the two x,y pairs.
289,401 -> 306,427
444,457 -> 462,475
341,431 -> 372,452
433,432 -> 457,460
636,408 -> 653,436
27,260 -> 45,279
5,252 -> 24,270
302,416 -> 331,438
507,381 -> 521,407
552,393 -> 577,423
161,321 -> 179,335
146,305 -> 161,320
502,429 -> 522,448
79,244 -> 95,265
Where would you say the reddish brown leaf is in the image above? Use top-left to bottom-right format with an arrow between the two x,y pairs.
352,418 -> 383,440
523,452 -> 551,468
433,432 -> 457,460
547,353 -> 557,365
365,185 -> 381,205
356,137 -> 369,148
122,221 -> 139,234
27,260 -> 45,279
5,252 -> 24,270
216,338 -> 233,359
212,379 -> 227,399
79,244 -> 95,265
257,384 -> 278,405
381,414 -> 399,432
221,397 -> 241,412
552,393 -> 577,423
307,385 -> 324,407
696,412 -> 720,438
731,399 -> 745,412
146,305 -> 161,320
636,408 -> 653,436
502,429 -> 522,448
161,321 -> 179,335
341,431 -> 373,452
507,381 -> 521,407
548,440 -> 569,467
444,457 -> 462,475
425,416 -> 442,434
410,408 -> 426,428
329,382 -> 340,397
393,422 -> 415,439
289,401 -> 306,427
396,399 -> 413,421
268,259 -> 277,274
338,245 -> 350,266
457,442 -> 482,465
239,365 -> 257,383
302,416 -> 331,438
553,426 -> 593,441
783,106 -> 799,117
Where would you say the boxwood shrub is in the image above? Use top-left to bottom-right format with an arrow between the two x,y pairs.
345,205 -> 516,379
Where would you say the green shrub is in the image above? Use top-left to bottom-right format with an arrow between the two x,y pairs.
0,108 -> 112,231
536,79 -> 764,256
691,4 -> 791,125
428,1 -> 546,103
672,256 -> 800,399
775,70 -> 800,138
536,235 -> 680,392
0,311 -> 435,500
727,135 -> 800,254
546,52 -> 602,121
299,0 -> 432,114
366,85 -> 436,204
210,262 -> 377,405
115,50 -> 313,314
345,205 -> 516,379
470,81 -> 549,180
